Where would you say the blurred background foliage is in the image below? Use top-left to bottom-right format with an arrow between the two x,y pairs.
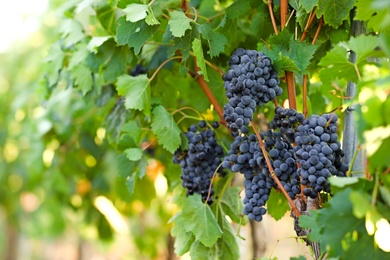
1,0 -> 390,259
0,1 -> 174,259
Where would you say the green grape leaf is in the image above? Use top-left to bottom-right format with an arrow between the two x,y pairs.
349,190 -> 372,219
121,121 -> 142,144
355,0 -> 388,32
300,0 -> 318,12
60,19 -> 85,46
151,105 -> 181,154
288,39 -> 318,73
198,24 -> 228,58
318,45 -> 356,84
145,6 -> 160,25
116,74 -> 151,115
169,212 -> 195,256
189,240 -> 214,260
123,3 -> 149,22
116,153 -> 135,179
44,43 -> 65,86
299,210 -> 323,243
272,54 -> 300,75
96,5 -> 117,34
317,0 -> 355,28
124,147 -> 143,161
86,40 -> 130,83
220,186 -> 243,223
87,36 -> 111,53
126,172 -> 138,194
216,216 -> 239,260
266,190 -> 290,221
348,35 -> 382,64
116,17 -> 159,54
169,10 -> 192,37
70,64 -> 93,95
261,30 -> 317,74
178,194 -> 223,247
225,0 -> 251,19
192,38 -> 209,81
69,43 -> 89,69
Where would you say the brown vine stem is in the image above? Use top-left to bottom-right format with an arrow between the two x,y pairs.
267,0 -> 278,35
189,51 -> 224,76
302,16 -> 323,118
303,74 -> 308,118
300,9 -> 317,42
286,72 -> 297,109
149,56 -> 183,82
204,60 -> 224,76
190,65 -> 227,127
205,163 -> 223,205
250,121 -> 301,217
280,0 -> 288,30
312,16 -> 323,45
280,0 -> 296,110
273,98 -> 279,108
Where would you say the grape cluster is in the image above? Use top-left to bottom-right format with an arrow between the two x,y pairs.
222,48 -> 283,136
222,134 -> 274,221
270,106 -> 305,143
260,130 -> 301,200
173,121 -> 225,204
294,114 -> 347,198
242,172 -> 273,221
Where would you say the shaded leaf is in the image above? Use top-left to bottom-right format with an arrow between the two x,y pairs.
116,17 -> 159,54
300,0 -> 318,12
225,0 -> 251,19
317,0 -> 355,28
86,39 -> 130,82
198,24 -> 227,58
96,5 -> 117,34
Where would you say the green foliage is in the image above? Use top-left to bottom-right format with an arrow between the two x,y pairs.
169,10 -> 193,37
116,74 -> 151,115
2,0 -> 390,259
259,30 -> 318,75
266,190 -> 290,221
151,105 -> 181,153
317,0 -> 356,28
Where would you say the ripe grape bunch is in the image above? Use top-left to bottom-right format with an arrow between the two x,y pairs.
261,130 -> 301,200
222,134 -> 274,221
270,106 -> 305,143
222,48 -> 283,136
173,121 -> 225,204
294,114 -> 348,198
